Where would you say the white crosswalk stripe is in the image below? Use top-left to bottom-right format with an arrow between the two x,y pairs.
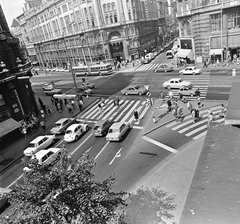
165,105 -> 224,140
77,99 -> 150,125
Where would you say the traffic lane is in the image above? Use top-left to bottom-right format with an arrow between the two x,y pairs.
206,86 -> 230,101
93,128 -> 173,192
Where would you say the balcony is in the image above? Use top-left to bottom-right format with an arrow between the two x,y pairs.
176,10 -> 191,18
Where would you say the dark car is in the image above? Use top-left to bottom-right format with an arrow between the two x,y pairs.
93,119 -> 113,137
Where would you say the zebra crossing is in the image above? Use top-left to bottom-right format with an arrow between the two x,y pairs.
165,105 -> 224,140
76,98 -> 150,125
166,75 -> 210,100
135,63 -> 162,71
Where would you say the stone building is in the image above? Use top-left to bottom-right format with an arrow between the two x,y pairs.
176,0 -> 240,63
0,5 -> 38,146
13,0 -> 169,68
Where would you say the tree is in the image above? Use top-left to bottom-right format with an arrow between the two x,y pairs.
0,150 -> 127,224
122,186 -> 176,224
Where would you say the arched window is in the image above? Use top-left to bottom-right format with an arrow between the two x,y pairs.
107,3 -> 111,12
89,6 -> 93,15
105,15 -> 109,24
110,14 -> 113,23
126,0 -> 130,8
114,13 -> 118,23
112,2 -> 116,11
128,10 -> 131,20
91,17 -> 95,27
103,4 -> 107,12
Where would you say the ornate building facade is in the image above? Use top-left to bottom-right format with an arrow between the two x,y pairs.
177,0 -> 240,62
0,5 -> 38,145
12,0 -> 168,68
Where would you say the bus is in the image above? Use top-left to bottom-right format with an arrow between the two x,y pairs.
73,63 -> 113,76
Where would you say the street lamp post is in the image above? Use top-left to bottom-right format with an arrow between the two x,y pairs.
62,34 -> 79,95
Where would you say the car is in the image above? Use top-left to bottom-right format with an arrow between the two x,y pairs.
162,78 -> 192,89
166,50 -> 174,59
64,123 -> 89,142
44,88 -> 62,96
179,66 -> 201,75
42,83 -> 54,91
23,148 -> 63,172
141,58 -> 151,64
93,119 -> 113,137
177,87 -> 196,96
50,118 -> 76,134
23,135 -> 56,157
106,122 -> 130,142
153,63 -> 173,72
121,85 -> 148,95
0,187 -> 12,209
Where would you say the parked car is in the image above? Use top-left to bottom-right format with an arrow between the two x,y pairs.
0,187 -> 12,209
145,53 -> 155,60
93,119 -> 113,137
179,66 -> 201,75
50,118 -> 76,134
153,63 -> 173,72
23,148 -> 63,172
64,123 -> 89,142
23,135 -> 56,157
106,122 -> 130,142
42,83 -> 54,91
162,78 -> 192,89
166,50 -> 174,59
177,87 -> 196,96
121,85 -> 148,95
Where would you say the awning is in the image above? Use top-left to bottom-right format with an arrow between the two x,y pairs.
176,49 -> 192,58
0,118 -> 21,137
209,49 -> 222,55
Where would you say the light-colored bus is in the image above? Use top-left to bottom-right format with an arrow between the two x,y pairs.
73,63 -> 113,76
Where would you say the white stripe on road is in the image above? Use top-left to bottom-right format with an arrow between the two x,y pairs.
128,101 -> 146,124
114,100 -> 135,121
94,141 -> 109,160
102,100 -> 124,120
121,101 -> 140,122
91,100 -> 113,120
142,136 -> 178,154
193,130 -> 208,140
71,133 -> 93,154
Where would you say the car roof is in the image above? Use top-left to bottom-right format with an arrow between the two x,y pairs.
66,124 -> 80,130
30,136 -> 46,143
168,78 -> 182,81
109,122 -> 125,129
35,148 -> 59,159
55,118 -> 69,123
95,119 -> 110,126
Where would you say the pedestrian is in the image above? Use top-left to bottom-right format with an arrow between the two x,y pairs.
134,109 -> 139,122
47,107 -> 52,116
168,90 -> 174,99
152,109 -> 156,123
59,99 -> 63,110
22,126 -> 28,139
191,109 -> 196,123
219,104 -> 226,118
195,88 -> 201,98
176,107 -> 184,122
207,112 -> 214,126
35,70 -> 39,75
51,96 -> 55,104
98,103 -> 103,115
67,103 -> 73,113
179,92 -> 183,101
187,100 -> 193,113
42,104 -> 47,114
160,91 -> 164,99
64,98 -> 68,105
38,97 -> 44,107
71,99 -> 75,109
40,109 -> 45,121
167,99 -> 172,112
40,120 -> 46,131
57,101 -> 62,113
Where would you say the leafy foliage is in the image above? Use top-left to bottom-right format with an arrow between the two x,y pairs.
0,150 -> 127,224
122,186 -> 176,224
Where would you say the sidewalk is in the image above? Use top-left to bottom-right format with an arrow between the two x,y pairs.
0,96 -> 99,174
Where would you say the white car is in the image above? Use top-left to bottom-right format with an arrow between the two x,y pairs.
179,66 -> 201,75
23,148 -> 63,172
64,123 -> 89,142
106,122 -> 130,142
177,87 -> 196,96
23,135 -> 56,157
162,78 -> 192,89
50,118 -> 76,135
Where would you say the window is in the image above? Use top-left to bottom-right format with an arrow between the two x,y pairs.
0,94 -> 5,106
68,1 -> 72,9
112,2 -> 116,11
114,13 -> 118,22
62,4 -> 68,13
228,10 -> 240,29
91,17 -> 95,27
41,16 -> 44,23
210,14 -> 220,31
105,15 -> 109,24
107,3 -> 111,12
128,10 -> 131,20
103,4 -> 107,12
89,6 -> 93,15
110,14 -> 113,23
57,7 -> 62,14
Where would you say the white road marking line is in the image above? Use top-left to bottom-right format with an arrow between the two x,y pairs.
114,100 -> 135,121
94,100 -> 115,120
186,125 -> 207,137
109,147 -> 122,165
128,101 -> 146,124
133,125 -> 144,129
91,100 -> 113,119
94,141 -> 109,160
179,119 -> 208,133
193,130 -> 208,140
71,133 -> 92,154
101,100 -> 124,120
121,101 -> 140,122
142,136 -> 178,154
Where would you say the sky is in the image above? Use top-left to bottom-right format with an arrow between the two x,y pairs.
0,0 -> 25,27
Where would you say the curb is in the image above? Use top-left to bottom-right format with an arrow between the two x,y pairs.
0,97 -> 100,174
142,103 -> 222,136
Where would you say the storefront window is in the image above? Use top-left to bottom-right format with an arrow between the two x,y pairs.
0,94 -> 5,106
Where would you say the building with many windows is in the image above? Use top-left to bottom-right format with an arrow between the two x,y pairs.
12,0 -> 172,68
176,0 -> 240,63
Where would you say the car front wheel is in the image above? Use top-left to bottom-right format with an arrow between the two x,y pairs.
167,85 -> 171,90
190,93 -> 194,97
124,92 -> 128,96
75,135 -> 79,141
193,72 -> 195,75
138,92 -> 142,96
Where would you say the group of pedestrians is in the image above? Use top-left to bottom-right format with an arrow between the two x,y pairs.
20,113 -> 39,139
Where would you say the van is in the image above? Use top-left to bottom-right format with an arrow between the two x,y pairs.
166,50 -> 173,59
0,187 -> 12,209
145,53 -> 154,60
93,119 -> 113,137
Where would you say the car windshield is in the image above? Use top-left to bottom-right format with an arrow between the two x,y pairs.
108,129 -> 119,133
54,123 -> 61,128
94,126 -> 100,130
28,143 -> 35,148
178,79 -> 183,82
65,130 -> 73,134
